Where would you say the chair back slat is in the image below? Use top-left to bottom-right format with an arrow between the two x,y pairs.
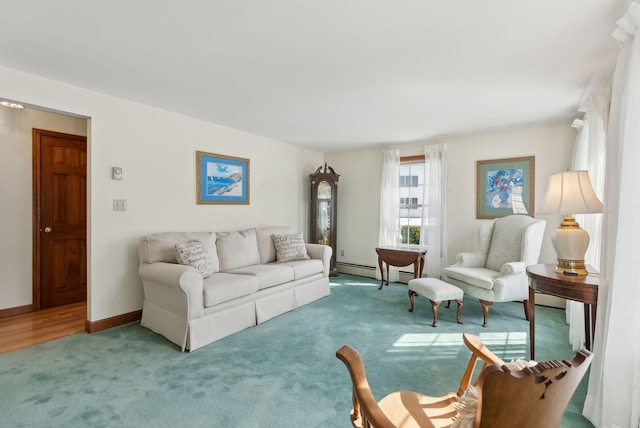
477,350 -> 592,428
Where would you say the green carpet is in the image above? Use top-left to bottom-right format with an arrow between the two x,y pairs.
0,275 -> 592,427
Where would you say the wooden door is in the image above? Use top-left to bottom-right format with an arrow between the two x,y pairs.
33,129 -> 87,309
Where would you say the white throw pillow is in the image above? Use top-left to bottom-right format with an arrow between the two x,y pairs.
452,385 -> 478,428
272,233 -> 310,263
175,241 -> 215,278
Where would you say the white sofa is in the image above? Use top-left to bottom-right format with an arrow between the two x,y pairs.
138,226 -> 332,351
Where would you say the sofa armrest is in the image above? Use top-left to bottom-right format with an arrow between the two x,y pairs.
138,262 -> 205,320
453,252 -> 486,268
305,243 -> 333,277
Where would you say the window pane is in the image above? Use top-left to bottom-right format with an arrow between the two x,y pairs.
399,162 -> 424,245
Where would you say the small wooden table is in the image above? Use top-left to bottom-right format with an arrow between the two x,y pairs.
526,263 -> 600,360
375,246 -> 427,290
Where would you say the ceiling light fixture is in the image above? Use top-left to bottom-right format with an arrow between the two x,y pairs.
0,100 -> 25,109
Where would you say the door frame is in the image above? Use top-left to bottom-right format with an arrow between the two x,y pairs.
32,128 -> 88,311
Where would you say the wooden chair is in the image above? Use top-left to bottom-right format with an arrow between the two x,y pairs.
335,333 -> 592,428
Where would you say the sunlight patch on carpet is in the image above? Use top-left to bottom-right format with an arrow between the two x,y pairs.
388,331 -> 528,360
477,331 -> 528,360
388,333 -> 464,358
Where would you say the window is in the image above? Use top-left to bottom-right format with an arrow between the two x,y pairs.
400,197 -> 418,208
399,156 -> 425,245
379,146 -> 447,279
399,175 -> 419,187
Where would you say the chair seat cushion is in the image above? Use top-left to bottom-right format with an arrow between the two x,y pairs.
378,390 -> 458,428
443,267 -> 499,290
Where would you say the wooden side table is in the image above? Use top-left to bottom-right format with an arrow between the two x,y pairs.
375,246 -> 427,290
526,263 -> 600,360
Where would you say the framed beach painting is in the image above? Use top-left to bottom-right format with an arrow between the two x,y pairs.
476,156 -> 534,219
196,151 -> 250,204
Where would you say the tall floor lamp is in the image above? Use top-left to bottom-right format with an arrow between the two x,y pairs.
537,170 -> 603,276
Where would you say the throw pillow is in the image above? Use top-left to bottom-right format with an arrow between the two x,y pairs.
256,226 -> 291,264
175,240 -> 215,278
451,385 -> 477,428
272,233 -> 310,263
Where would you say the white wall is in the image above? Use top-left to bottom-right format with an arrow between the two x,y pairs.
0,66 -> 324,320
0,107 -> 87,310
326,123 -> 575,272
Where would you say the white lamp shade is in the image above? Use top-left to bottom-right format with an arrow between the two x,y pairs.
538,170 -> 603,215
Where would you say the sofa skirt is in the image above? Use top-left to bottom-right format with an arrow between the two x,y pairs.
187,302 -> 256,351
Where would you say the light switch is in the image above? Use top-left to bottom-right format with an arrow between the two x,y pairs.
112,167 -> 123,180
113,199 -> 127,211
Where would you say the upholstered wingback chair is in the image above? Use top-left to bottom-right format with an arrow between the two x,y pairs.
444,215 -> 546,327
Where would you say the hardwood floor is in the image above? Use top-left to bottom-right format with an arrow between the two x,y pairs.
0,302 -> 86,355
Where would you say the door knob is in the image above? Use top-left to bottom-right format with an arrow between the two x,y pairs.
44,227 -> 52,233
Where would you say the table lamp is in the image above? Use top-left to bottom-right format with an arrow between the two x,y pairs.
537,170 -> 603,276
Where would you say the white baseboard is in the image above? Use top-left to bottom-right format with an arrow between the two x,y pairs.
336,262 -> 375,278
335,262 -> 414,284
534,294 -> 566,308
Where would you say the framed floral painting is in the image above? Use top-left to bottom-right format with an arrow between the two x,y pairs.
476,156 -> 534,219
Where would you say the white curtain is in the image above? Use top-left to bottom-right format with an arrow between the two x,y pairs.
422,143 -> 448,278
377,149 -> 400,281
584,3 -> 640,427
566,87 -> 608,351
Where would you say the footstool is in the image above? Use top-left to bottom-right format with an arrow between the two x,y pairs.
408,278 -> 464,327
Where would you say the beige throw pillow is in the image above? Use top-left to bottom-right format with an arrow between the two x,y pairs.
175,240 -> 214,277
272,233 -> 310,263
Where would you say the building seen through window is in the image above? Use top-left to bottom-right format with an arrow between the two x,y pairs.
399,159 -> 425,245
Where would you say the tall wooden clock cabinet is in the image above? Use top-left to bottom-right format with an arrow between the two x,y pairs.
309,163 -> 339,276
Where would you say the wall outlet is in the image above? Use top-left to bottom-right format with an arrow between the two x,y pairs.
340,250 -> 344,256
113,199 -> 127,211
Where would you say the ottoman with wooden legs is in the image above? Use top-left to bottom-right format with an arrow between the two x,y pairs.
408,278 -> 464,327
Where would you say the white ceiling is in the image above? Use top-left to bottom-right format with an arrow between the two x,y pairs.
0,1 -> 627,153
